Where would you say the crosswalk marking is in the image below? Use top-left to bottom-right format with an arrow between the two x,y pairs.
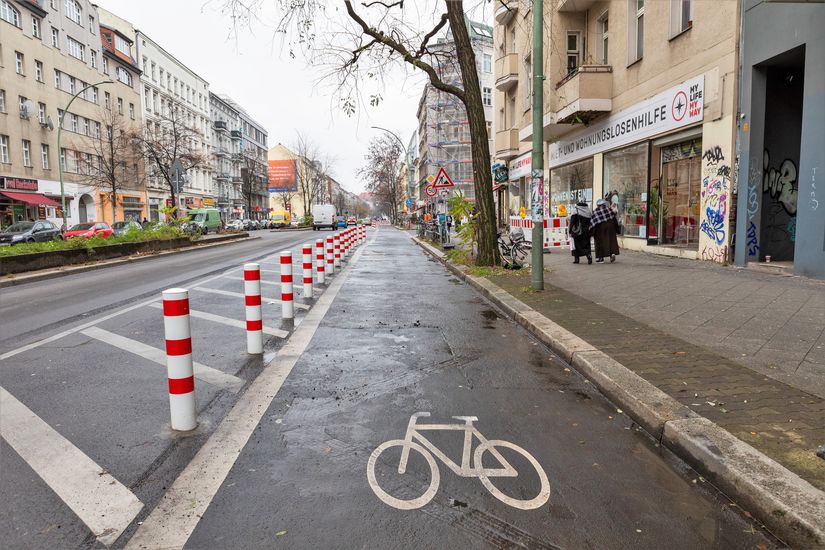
0,387 -> 144,546
80,326 -> 243,393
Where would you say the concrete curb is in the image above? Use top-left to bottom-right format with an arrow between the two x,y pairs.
0,235 -> 259,289
412,236 -> 825,548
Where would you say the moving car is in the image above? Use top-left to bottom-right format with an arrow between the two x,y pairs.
311,204 -> 336,230
334,215 -> 347,229
111,220 -> 143,236
346,216 -> 357,226
187,208 -> 222,234
64,222 -> 113,239
269,210 -> 291,229
0,220 -> 62,245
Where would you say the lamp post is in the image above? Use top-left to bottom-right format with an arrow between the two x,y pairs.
371,126 -> 414,219
530,0 -> 545,290
57,79 -> 114,230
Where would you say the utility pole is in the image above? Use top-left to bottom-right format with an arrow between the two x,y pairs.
530,0 -> 545,290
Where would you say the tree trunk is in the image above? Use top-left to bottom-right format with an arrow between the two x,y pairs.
445,1 -> 498,265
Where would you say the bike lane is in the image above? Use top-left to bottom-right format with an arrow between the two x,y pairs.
179,229 -> 776,549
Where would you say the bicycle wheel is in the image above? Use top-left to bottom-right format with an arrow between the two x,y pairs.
498,241 -> 514,267
367,439 -> 440,510
473,440 -> 550,510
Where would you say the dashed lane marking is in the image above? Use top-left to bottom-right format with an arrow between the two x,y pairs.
0,386 -> 144,546
146,302 -> 291,336
80,326 -> 243,393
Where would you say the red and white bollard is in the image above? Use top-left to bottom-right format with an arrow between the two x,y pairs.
326,235 -> 335,275
343,228 -> 350,258
280,251 -> 294,319
302,244 -> 314,299
333,232 -> 341,268
162,288 -> 197,431
244,263 -> 263,354
315,238 -> 325,285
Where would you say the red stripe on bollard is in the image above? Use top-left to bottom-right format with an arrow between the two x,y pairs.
168,376 -> 195,395
165,338 -> 192,356
245,295 -> 261,306
243,270 -> 261,281
162,287 -> 197,431
281,274 -> 293,283
163,299 -> 189,316
246,319 -> 263,331
280,255 -> 291,264
244,263 -> 264,355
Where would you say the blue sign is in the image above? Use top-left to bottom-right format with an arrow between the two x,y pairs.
406,198 -> 414,207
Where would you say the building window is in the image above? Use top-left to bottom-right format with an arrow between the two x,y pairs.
482,86 -> 492,107
15,51 -> 24,75
117,97 -> 123,114
38,102 -> 46,123
90,86 -> 97,103
70,113 -> 78,132
41,143 -> 50,169
159,68 -> 165,87
35,60 -> 43,81
82,117 -> 89,135
104,91 -> 110,109
65,0 -> 81,25
482,53 -> 492,73
54,69 -> 61,88
566,32 -> 580,75
0,89 -> 5,112
67,36 -> 84,61
0,0 -> 21,27
102,57 -> 109,75
68,76 -> 76,94
604,142 -> 649,237
115,66 -> 133,86
89,14 -> 95,34
18,95 -> 29,118
550,158 -> 594,217
92,121 -> 100,138
0,135 -> 9,164
114,34 -> 130,55
90,50 -> 97,68
51,27 -> 59,47
628,0 -> 644,64
32,16 -> 41,38
129,102 -> 135,119
669,0 -> 692,37
598,12 -> 609,65
151,62 -> 156,81
22,140 -> 32,167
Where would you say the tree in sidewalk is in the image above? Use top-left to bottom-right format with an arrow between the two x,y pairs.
293,132 -> 336,216
74,107 -> 144,223
361,134 -> 403,225
220,0 -> 498,265
133,107 -> 208,218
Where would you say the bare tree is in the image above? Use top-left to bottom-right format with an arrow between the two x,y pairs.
292,132 -> 331,217
220,0 -> 498,265
73,107 -> 144,223
361,134 -> 403,224
238,145 -> 267,220
133,107 -> 208,218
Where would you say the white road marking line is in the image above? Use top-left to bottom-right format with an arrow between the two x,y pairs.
216,277 -> 310,309
0,386 -> 144,546
145,303 -> 288,337
80,326 -> 243,393
193,286 -> 280,304
125,236 -> 371,550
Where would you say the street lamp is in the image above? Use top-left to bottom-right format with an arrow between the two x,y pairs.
370,126 -> 415,216
57,79 -> 115,230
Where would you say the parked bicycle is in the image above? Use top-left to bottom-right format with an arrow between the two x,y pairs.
367,412 -> 550,510
498,227 -> 531,268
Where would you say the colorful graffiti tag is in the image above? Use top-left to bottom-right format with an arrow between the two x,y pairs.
699,146 -> 730,259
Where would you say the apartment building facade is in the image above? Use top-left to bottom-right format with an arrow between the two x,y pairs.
494,0 -> 739,263
1,0 -> 143,228
417,19 -> 494,202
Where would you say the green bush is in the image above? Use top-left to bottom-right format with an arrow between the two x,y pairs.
299,215 -> 313,227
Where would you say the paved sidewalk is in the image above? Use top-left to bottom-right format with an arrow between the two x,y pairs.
486,250 -> 825,492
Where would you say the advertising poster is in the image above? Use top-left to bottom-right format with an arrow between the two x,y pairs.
267,160 -> 297,192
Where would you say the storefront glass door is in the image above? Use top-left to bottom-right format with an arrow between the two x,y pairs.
651,140 -> 702,247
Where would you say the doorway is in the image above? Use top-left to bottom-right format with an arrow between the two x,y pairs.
650,139 -> 702,247
78,194 -> 94,222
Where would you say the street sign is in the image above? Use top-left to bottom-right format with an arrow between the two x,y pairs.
431,167 -> 455,189
425,184 -> 437,197
405,198 -> 414,208
170,159 -> 184,195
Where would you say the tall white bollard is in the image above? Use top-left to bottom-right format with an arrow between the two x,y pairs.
280,251 -> 294,319
244,263 -> 263,354
315,238 -> 325,284
343,228 -> 350,259
326,235 -> 335,275
162,288 -> 197,431
333,233 -> 341,268
302,244 -> 314,299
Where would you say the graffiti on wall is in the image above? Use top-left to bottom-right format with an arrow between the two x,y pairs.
746,221 -> 760,257
763,150 -> 798,216
701,244 -> 728,262
699,146 -> 730,257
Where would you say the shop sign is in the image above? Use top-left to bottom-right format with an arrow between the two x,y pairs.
508,153 -> 531,180
0,176 -> 38,191
203,197 -> 216,207
549,74 -> 704,165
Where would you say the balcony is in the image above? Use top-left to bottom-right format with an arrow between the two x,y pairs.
213,120 -> 228,132
557,0 -> 599,12
215,147 -> 230,158
232,176 -> 243,183
495,128 -> 520,161
494,0 -> 517,24
555,65 -> 613,125
495,53 -> 519,91
230,130 -> 242,139
216,172 -> 230,181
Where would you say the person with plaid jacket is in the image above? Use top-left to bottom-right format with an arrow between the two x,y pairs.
589,199 -> 620,263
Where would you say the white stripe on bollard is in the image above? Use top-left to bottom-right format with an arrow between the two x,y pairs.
326,235 -> 335,275
243,263 -> 263,354
162,288 -> 197,431
315,239 -> 325,285
302,244 -> 313,299
333,232 -> 341,268
280,251 -> 294,319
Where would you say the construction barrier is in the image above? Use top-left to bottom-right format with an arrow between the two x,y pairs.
280,251 -> 294,319
315,239 -> 326,284
243,263 -> 263,354
162,288 -> 197,431
302,244 -> 314,299
509,216 -> 570,250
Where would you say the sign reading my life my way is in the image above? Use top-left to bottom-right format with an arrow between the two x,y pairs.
549,74 -> 705,165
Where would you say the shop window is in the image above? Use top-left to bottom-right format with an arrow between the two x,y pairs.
550,158 -> 594,218
604,142 -> 648,238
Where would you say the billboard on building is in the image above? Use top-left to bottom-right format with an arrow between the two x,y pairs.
267,160 -> 297,192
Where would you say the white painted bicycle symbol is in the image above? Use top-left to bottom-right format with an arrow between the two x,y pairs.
367,413 -> 550,510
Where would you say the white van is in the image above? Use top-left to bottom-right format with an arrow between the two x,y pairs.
312,204 -> 336,230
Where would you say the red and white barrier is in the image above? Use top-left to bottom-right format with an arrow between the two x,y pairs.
162,288 -> 197,431
315,239 -> 325,284
302,244 -> 313,299
243,263 -> 263,355
326,235 -> 334,275
280,251 -> 294,319
344,228 -> 351,258
333,233 -> 341,268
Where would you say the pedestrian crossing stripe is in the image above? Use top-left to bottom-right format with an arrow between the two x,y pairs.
431,167 -> 455,189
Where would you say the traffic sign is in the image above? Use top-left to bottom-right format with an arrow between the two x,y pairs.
170,159 -> 184,194
431,167 -> 455,189
425,184 -> 437,197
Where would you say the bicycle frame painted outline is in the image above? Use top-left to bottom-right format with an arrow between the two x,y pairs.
398,412 -> 515,478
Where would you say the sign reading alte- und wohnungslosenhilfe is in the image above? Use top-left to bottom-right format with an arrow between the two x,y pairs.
549,74 -> 704,166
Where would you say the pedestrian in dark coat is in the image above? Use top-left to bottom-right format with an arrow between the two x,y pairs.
589,199 -> 620,263
569,201 -> 592,264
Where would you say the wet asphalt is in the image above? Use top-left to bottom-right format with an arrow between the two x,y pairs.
179,228 -> 778,549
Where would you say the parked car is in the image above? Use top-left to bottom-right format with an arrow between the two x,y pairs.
311,204 -> 336,230
335,215 -> 347,229
188,208 -> 223,234
0,220 -> 62,245
346,216 -> 357,226
111,220 -> 143,236
269,210 -> 291,228
359,218 -> 371,226
64,222 -> 113,239
226,219 -> 244,231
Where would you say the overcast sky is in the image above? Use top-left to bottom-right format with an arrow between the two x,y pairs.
96,1 -> 493,194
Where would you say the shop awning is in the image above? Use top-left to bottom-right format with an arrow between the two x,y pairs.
0,191 -> 61,207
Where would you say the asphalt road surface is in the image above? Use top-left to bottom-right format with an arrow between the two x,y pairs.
0,227 -> 779,549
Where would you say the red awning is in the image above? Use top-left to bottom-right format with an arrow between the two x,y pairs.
0,191 -> 61,207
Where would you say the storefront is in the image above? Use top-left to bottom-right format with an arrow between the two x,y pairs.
549,158 -> 593,218
507,152 -> 531,218
0,176 -> 63,229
